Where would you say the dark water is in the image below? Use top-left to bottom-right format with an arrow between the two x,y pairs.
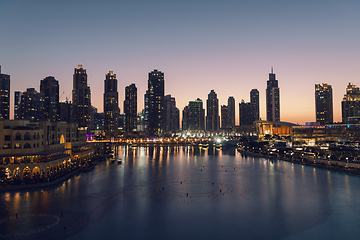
1,146 -> 360,240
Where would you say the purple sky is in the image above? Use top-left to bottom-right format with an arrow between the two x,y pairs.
1,0 -> 359,125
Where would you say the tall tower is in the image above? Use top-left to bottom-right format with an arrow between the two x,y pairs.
250,89 -> 259,122
206,90 -> 220,131
40,76 -> 60,122
341,83 -> 360,123
227,96 -> 235,130
315,83 -> 333,125
0,66 -> 10,120
266,68 -> 280,122
104,71 -> 119,136
147,70 -> 164,135
221,105 -> 229,129
72,64 -> 92,128
124,83 -> 137,133
14,91 -> 21,119
239,100 -> 252,125
19,88 -> 44,121
164,95 -> 179,132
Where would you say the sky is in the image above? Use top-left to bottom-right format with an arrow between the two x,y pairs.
0,0 -> 359,125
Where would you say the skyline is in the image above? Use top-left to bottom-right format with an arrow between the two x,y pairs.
1,0 -> 359,125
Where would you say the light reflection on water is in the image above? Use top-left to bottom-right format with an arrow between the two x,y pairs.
0,146 -> 360,239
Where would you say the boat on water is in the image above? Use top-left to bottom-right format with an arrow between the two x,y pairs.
109,158 -> 116,163
117,159 -> 122,164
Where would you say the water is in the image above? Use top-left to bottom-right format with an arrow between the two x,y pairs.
1,146 -> 360,239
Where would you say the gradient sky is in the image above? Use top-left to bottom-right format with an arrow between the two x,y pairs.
1,0 -> 359,125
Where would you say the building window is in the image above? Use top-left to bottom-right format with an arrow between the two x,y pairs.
14,143 -> 21,149
24,143 -> 31,149
15,133 -> 21,140
24,132 -> 31,140
4,135 -> 10,141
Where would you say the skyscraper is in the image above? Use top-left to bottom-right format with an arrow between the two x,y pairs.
341,83 -> 360,123
164,95 -> 179,132
250,89 -> 259,122
221,105 -> 229,129
206,90 -> 220,131
239,100 -> 252,126
266,68 -> 280,122
315,83 -> 333,125
72,64 -> 92,128
228,96 -> 235,130
19,88 -> 44,121
147,70 -> 164,135
124,83 -> 137,133
0,66 -> 10,120
14,91 -> 21,120
59,100 -> 72,123
104,71 -> 119,136
182,98 -> 205,131
40,76 -> 60,122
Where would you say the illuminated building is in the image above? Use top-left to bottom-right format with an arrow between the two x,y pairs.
0,119 -> 94,181
292,124 -> 360,145
266,68 -> 280,122
124,83 -> 137,133
315,83 -> 333,125
341,83 -> 360,123
40,76 -> 60,122
228,96 -> 235,130
206,90 -> 220,131
14,91 -> 21,120
72,64 -> 92,129
182,98 -> 205,131
147,70 -> 164,135
104,71 -> 119,136
164,95 -> 179,132
221,105 -> 229,129
239,100 -> 252,125
250,89 -> 259,122
18,88 -> 44,122
59,100 -> 72,123
0,66 -> 10,120
255,120 -> 296,138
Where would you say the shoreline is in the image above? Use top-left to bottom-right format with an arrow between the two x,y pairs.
0,158 -> 105,192
237,148 -> 360,175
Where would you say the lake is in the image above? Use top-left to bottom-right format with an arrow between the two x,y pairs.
1,146 -> 359,240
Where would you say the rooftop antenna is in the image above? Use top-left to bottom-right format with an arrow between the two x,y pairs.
271,67 -> 273,74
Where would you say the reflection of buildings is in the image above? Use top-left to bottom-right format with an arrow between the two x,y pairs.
315,83 -> 333,125
266,68 -> 280,122
0,120 -> 93,181
104,71 -> 119,136
341,83 -> 360,123
0,66 -> 10,120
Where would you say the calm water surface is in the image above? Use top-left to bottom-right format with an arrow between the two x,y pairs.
1,146 -> 360,240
